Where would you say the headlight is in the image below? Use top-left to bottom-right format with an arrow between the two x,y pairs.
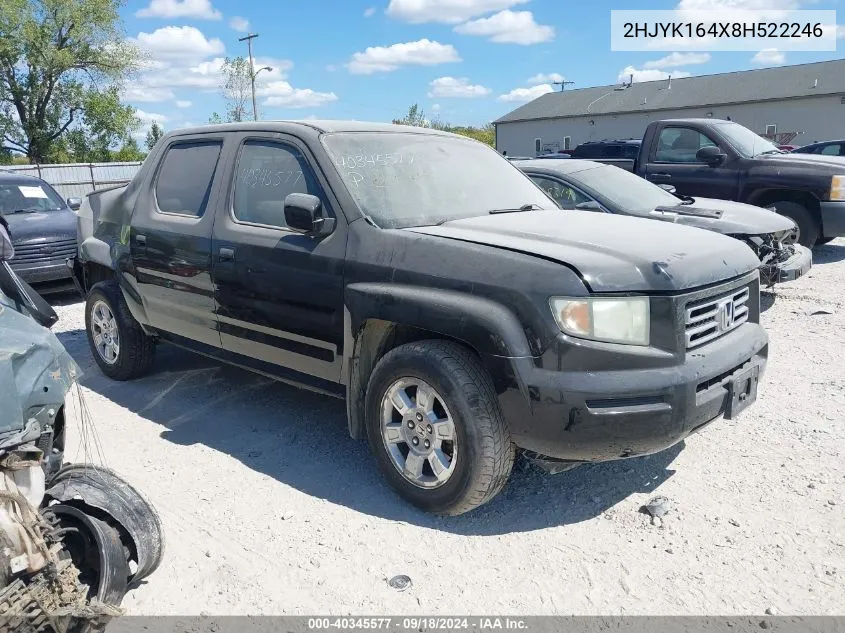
831,175 -> 845,201
549,296 -> 650,346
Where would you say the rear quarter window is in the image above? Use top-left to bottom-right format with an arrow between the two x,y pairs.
155,141 -> 223,217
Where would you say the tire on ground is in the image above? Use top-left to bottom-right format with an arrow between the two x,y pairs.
364,339 -> 514,515
85,280 -> 155,381
770,200 -> 819,248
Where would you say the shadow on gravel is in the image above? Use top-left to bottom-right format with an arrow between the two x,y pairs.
760,292 -> 776,313
57,328 -> 682,535
813,242 -> 845,265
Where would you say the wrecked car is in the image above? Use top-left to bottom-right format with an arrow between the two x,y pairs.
0,221 -> 163,632
518,159 -> 813,287
72,121 -> 768,515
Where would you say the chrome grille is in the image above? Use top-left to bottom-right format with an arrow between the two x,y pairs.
12,238 -> 77,263
685,286 -> 750,349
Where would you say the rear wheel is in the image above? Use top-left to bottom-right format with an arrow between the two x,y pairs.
365,340 -> 514,515
770,200 -> 818,248
85,281 -> 155,380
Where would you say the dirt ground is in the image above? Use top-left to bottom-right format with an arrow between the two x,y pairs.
53,239 -> 844,616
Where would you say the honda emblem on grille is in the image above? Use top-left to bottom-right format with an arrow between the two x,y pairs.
716,298 -> 735,332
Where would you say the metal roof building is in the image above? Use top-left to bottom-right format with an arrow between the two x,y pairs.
494,59 -> 845,156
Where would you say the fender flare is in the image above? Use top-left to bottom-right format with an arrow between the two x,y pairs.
342,283 -> 535,439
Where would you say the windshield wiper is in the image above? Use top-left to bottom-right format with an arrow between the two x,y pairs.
757,149 -> 785,156
8,208 -> 39,214
489,203 -> 542,215
677,195 -> 696,205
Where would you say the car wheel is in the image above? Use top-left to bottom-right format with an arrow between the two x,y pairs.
85,281 -> 155,380
770,200 -> 819,248
365,340 -> 514,516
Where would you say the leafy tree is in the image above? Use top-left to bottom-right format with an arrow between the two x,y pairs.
113,135 -> 144,161
145,120 -> 163,151
207,112 -> 224,125
0,0 -> 140,163
392,103 -> 428,127
393,104 -> 495,147
221,56 -> 253,123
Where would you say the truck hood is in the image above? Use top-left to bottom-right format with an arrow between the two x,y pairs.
406,210 -> 760,292
651,197 -> 796,235
764,152 -> 845,171
3,207 -> 77,245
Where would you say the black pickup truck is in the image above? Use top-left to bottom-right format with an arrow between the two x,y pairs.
71,121 -> 768,515
585,118 -> 845,247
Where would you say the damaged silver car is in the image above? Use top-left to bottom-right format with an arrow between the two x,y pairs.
518,160 -> 813,287
0,221 -> 163,632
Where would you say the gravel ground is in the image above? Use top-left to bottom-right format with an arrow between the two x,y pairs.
52,239 -> 844,616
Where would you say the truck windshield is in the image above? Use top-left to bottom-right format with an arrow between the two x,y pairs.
321,132 -> 554,228
0,182 -> 65,215
570,164 -> 681,214
717,122 -> 781,158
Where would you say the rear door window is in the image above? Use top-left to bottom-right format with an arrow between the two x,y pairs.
155,141 -> 222,217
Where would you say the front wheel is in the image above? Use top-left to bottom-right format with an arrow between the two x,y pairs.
85,281 -> 155,380
770,200 -> 819,248
365,340 -> 514,515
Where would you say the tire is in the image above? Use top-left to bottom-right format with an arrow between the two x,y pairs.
85,281 -> 155,380
364,340 -> 514,515
770,200 -> 819,248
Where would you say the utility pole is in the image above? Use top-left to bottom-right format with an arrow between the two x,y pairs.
552,79 -> 575,92
239,33 -> 259,121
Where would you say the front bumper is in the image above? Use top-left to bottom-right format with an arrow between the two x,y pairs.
820,200 -> 845,238
497,322 -> 768,463
764,244 -> 812,284
10,259 -> 73,285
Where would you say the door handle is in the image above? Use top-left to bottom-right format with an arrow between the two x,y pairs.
650,173 -> 672,179
218,247 -> 235,262
136,234 -> 146,246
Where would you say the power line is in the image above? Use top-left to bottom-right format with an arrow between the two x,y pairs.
552,80 -> 575,92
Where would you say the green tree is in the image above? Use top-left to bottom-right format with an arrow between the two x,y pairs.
207,112 -> 224,125
0,0 -> 140,163
145,120 -> 164,151
221,56 -> 253,123
114,135 -> 144,161
392,103 -> 428,127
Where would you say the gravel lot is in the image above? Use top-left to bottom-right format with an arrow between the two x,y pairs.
53,239 -> 844,616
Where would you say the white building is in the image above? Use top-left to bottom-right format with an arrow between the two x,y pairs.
494,59 -> 845,156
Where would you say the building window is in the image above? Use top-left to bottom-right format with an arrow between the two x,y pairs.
534,138 -> 542,155
563,136 -> 571,150
765,124 -> 777,138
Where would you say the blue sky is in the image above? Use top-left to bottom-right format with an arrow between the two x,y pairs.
122,0 -> 844,137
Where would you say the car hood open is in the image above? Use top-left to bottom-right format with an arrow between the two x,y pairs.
406,210 -> 760,292
651,197 -> 796,235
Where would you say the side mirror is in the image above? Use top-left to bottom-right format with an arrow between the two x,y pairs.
574,200 -> 604,212
657,183 -> 677,194
284,193 -> 335,236
67,197 -> 82,211
696,145 -> 727,167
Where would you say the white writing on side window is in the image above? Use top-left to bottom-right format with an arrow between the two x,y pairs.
18,185 -> 49,199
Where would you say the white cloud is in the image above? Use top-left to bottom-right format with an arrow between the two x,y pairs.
122,85 -> 175,102
497,83 -> 554,103
643,52 -> 710,69
229,16 -> 249,32
431,103 -> 442,111
175,100 -> 192,108
364,7 -> 377,17
135,109 -> 170,124
617,66 -> 693,83
454,10 -> 554,44
136,0 -> 221,20
346,39 -> 461,74
259,81 -> 338,108
751,48 -> 785,64
427,76 -> 491,98
527,72 -> 563,84
134,26 -> 225,61
387,0 -> 529,23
